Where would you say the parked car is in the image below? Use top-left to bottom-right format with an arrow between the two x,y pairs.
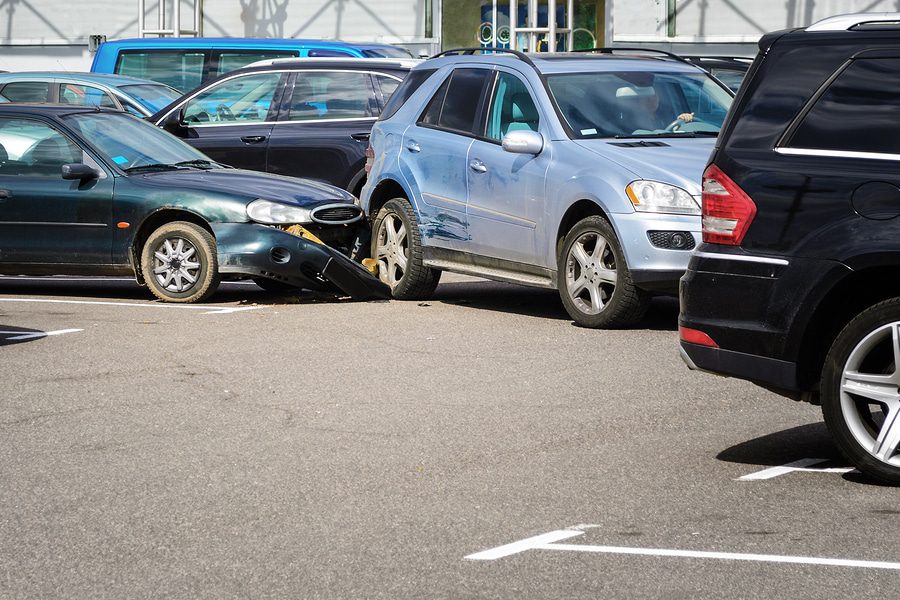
361,48 -> 732,328
150,57 -> 416,196
0,105 -> 389,302
0,72 -> 181,117
91,37 -> 415,92
681,56 -> 752,91
679,12 -> 900,484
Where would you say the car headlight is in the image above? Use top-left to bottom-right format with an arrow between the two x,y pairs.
625,180 -> 700,215
246,199 -> 313,224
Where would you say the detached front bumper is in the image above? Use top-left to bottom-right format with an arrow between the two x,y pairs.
211,222 -> 390,300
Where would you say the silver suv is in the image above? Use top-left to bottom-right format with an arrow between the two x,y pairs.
361,48 -> 733,328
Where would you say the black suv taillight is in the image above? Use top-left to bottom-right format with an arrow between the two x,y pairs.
701,164 -> 757,245
364,144 -> 375,175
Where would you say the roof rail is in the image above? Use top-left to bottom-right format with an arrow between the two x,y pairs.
572,47 -> 691,64
806,12 -> 900,31
431,47 -> 538,69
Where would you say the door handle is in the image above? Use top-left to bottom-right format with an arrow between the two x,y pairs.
240,135 -> 267,144
406,141 -> 421,153
469,159 -> 487,173
351,132 -> 370,142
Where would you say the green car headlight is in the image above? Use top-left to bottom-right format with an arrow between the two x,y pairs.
247,199 -> 313,224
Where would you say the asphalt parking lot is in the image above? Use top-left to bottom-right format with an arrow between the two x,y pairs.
1,273 -> 898,599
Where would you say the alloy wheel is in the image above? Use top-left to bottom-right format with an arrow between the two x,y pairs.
564,231 -> 618,315
375,213 -> 409,287
152,237 -> 202,293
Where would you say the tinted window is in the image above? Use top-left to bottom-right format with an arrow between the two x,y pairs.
419,68 -> 490,134
380,68 -> 435,120
217,51 -> 298,75
0,81 -> 50,102
0,117 -> 86,177
307,49 -> 354,58
419,76 -> 450,126
287,71 -> 374,121
116,51 -> 205,92
183,72 -> 281,125
117,83 -> 181,113
486,72 -> 539,141
375,74 -> 402,104
789,59 -> 900,155
59,84 -> 117,108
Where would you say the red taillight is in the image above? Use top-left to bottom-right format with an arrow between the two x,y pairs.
364,144 -> 375,175
701,164 -> 757,245
679,326 -> 719,348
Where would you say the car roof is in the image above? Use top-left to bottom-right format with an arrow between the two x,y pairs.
419,52 -> 706,76
244,56 -> 421,70
98,37 -> 404,51
0,71 -> 172,88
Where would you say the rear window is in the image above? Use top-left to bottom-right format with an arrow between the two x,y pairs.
379,68 -> 436,121
787,58 -> 900,156
115,51 -> 205,93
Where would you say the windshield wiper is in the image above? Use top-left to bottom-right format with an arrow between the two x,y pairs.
123,163 -> 185,173
614,131 -> 719,139
172,159 -> 220,169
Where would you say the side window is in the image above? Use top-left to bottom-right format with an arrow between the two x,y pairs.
216,51 -> 299,76
375,74 -> 402,105
286,71 -> 374,121
0,117 -> 87,177
115,51 -> 205,93
0,82 -> 51,102
183,72 -> 282,125
788,58 -> 900,155
485,72 -> 539,141
59,84 -> 117,108
418,68 -> 491,135
379,68 -> 436,121
306,49 -> 354,58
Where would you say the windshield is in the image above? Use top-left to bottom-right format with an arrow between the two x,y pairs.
117,83 -> 182,113
547,70 -> 733,139
62,111 -> 214,171
363,47 -> 414,58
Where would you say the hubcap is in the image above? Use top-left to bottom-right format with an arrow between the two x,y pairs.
840,322 -> 900,467
564,231 -> 617,315
152,237 -> 201,293
375,213 -> 408,287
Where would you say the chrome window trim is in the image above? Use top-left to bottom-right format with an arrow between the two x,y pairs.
775,146 -> 900,162
274,117 -> 378,126
693,251 -> 789,266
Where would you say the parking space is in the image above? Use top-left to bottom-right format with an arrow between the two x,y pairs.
2,274 -> 898,598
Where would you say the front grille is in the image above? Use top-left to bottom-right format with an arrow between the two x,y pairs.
310,203 -> 363,225
648,230 -> 696,250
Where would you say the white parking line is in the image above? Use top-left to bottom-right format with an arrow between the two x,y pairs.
0,298 -> 261,315
465,529 -> 900,570
0,276 -> 257,286
0,328 -> 82,341
737,458 -> 856,481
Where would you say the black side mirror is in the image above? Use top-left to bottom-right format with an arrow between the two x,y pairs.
162,108 -> 188,135
61,163 -> 100,181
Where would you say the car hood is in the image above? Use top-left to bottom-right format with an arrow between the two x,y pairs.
129,167 -> 356,207
573,137 -> 717,196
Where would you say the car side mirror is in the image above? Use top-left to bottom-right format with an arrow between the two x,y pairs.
502,130 -> 544,155
61,163 -> 100,181
162,108 -> 188,135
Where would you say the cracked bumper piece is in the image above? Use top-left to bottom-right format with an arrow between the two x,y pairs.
211,222 -> 391,300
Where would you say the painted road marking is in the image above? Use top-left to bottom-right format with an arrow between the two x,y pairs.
465,529 -> 900,570
0,298 -> 261,315
0,328 -> 82,341
737,458 -> 856,481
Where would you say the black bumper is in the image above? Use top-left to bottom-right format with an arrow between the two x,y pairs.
212,223 -> 390,300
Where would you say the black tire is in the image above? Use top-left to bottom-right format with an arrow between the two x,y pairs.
557,215 -> 649,328
821,298 -> 900,485
252,277 -> 299,293
371,198 -> 440,300
141,221 -> 220,303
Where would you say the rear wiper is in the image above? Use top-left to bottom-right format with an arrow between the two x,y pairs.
123,163 -> 184,172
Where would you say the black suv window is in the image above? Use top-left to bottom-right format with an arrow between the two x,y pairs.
418,68 -> 491,135
380,68 -> 436,121
788,58 -> 900,155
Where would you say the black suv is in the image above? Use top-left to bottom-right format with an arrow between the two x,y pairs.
151,57 -> 415,196
679,13 -> 900,484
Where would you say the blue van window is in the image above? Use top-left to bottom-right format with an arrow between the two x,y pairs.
217,51 -> 298,76
307,49 -> 355,58
116,51 -> 205,93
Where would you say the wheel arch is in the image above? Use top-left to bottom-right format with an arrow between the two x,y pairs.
366,178 -> 410,218
131,208 -> 215,283
555,199 -> 613,265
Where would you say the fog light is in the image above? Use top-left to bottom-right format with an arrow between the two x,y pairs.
647,231 -> 696,250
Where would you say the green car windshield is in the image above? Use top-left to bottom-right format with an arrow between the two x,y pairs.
547,70 -> 733,139
63,111 -> 214,170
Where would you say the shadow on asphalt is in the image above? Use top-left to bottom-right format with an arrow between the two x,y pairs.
0,325 -> 52,347
717,422 -> 841,467
0,277 -> 272,304
433,279 -> 679,331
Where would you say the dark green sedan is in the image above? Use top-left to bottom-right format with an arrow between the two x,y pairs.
0,105 -> 389,302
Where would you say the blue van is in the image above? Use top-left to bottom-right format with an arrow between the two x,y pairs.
91,37 -> 414,92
